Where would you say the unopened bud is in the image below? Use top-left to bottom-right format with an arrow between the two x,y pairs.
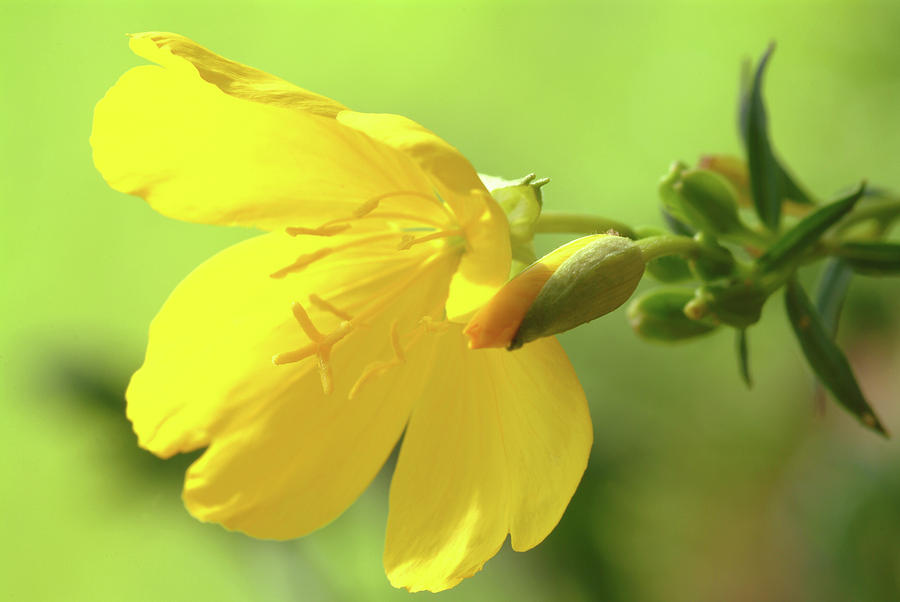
509,235 -> 645,349
464,234 -> 610,349
660,163 -> 747,237
628,288 -> 719,342
480,172 -> 548,274
697,155 -> 750,207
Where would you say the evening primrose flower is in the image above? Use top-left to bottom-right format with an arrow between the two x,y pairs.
91,33 -> 592,592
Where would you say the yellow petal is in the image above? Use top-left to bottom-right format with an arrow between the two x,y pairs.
127,230 -> 458,539
384,328 -> 592,592
91,36 -> 446,231
129,32 -> 347,115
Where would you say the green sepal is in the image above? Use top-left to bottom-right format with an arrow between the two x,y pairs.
833,241 -> 900,275
736,329 -> 752,388
815,258 -> 853,337
756,182 -> 865,274
784,277 -> 887,436
627,287 -> 718,342
635,226 -> 693,282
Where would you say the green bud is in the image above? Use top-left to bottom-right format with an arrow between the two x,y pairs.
480,172 -> 548,275
510,235 -> 645,349
687,281 -> 768,328
660,164 -> 749,237
628,288 -> 719,342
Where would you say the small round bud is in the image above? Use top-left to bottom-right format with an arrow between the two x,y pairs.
628,288 -> 719,342
510,235 -> 645,349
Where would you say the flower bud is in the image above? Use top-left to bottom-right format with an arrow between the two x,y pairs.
480,173 -> 547,274
627,288 -> 719,342
697,155 -> 751,207
508,235 -> 645,349
464,234 -> 612,349
659,163 -> 747,237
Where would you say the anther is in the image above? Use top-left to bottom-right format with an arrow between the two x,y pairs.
309,294 -> 354,321
352,198 -> 381,218
270,248 -> 334,278
397,229 -> 462,251
285,224 -> 351,237
418,316 -> 449,333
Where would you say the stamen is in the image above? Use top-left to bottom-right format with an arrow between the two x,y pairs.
349,322 -> 407,399
291,302 -> 325,341
398,229 -> 463,250
418,316 -> 449,333
309,294 -> 354,321
270,248 -> 334,279
352,198 -> 381,218
270,232 -> 403,279
285,224 -> 351,237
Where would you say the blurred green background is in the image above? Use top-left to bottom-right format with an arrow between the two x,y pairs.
2,0 -> 899,600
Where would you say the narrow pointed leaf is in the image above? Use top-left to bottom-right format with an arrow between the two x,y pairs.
784,277 -> 887,436
757,182 -> 865,273
736,329 -> 752,388
833,241 -> 900,275
815,259 -> 853,338
739,44 -> 781,230
776,163 -> 815,205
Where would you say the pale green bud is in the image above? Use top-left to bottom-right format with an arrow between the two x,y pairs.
510,235 -> 645,349
480,172 -> 548,275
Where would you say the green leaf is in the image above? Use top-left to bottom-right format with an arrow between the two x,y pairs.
784,277 -> 887,436
815,258 -> 853,338
739,44 -> 781,230
736,329 -> 752,388
833,241 -> 900,275
776,163 -> 815,206
756,182 -> 865,274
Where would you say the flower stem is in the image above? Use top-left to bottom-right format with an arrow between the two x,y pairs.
534,212 -> 637,239
636,234 -> 706,262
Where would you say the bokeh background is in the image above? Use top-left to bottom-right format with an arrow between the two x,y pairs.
2,0 -> 899,600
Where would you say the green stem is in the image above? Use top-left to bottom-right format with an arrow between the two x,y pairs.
534,212 -> 637,239
635,234 -> 705,262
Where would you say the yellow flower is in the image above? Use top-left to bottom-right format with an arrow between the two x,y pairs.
91,32 -> 592,592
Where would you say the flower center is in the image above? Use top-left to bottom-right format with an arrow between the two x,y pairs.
269,192 -> 466,395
